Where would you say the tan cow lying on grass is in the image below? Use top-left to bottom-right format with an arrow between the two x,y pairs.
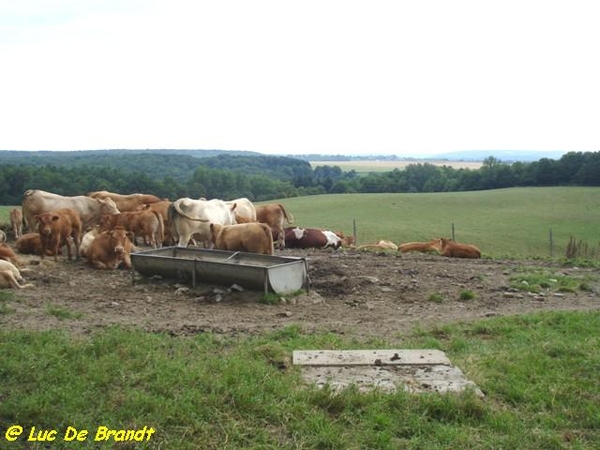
209,223 -> 274,255
0,259 -> 33,289
356,240 -> 399,251
398,240 -> 443,254
15,233 -> 58,256
437,238 -> 481,259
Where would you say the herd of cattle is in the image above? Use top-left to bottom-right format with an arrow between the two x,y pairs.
0,189 -> 481,290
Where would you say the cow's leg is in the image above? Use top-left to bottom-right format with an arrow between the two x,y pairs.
1,270 -> 33,289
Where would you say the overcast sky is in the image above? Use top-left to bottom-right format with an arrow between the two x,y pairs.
1,1 -> 599,156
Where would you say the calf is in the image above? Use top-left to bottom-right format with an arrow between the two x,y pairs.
209,222 -> 274,255
0,259 -> 33,289
99,210 -> 164,248
256,203 -> 294,249
357,240 -> 399,251
438,238 -> 481,259
399,240 -> 442,254
10,208 -> 23,239
34,208 -> 82,261
86,226 -> 134,269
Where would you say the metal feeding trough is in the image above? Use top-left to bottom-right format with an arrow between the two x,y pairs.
131,246 -> 309,295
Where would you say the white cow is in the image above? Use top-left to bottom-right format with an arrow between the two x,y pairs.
225,197 -> 256,223
168,198 -> 237,247
22,189 -> 121,231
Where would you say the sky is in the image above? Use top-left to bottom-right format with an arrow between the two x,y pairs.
1,1 -> 599,157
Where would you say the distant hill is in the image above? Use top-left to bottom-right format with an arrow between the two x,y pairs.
430,150 -> 568,162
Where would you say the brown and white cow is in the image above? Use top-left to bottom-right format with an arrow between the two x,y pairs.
15,233 -> 58,256
209,222 -> 274,255
98,209 -> 164,248
34,208 -> 82,261
437,238 -> 481,259
22,189 -> 120,231
0,259 -> 33,289
10,208 -> 23,239
86,226 -> 134,270
255,203 -> 294,249
88,190 -> 162,212
168,198 -> 237,248
398,240 -> 442,254
284,227 -> 343,250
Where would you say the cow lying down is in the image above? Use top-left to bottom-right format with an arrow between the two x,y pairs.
0,259 -> 33,289
356,240 -> 399,251
209,223 -> 274,255
437,238 -> 481,259
284,227 -> 343,250
398,240 -> 442,254
85,226 -> 135,269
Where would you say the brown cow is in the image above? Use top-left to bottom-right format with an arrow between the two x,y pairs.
209,222 -> 274,255
99,209 -> 164,248
0,243 -> 23,267
88,190 -> 162,212
0,259 -> 33,289
79,226 -> 101,258
86,226 -> 134,270
255,203 -> 294,249
15,233 -> 59,256
399,240 -> 443,254
438,238 -> 481,259
143,200 -> 173,245
357,240 -> 399,251
34,208 -> 82,261
10,208 -> 23,239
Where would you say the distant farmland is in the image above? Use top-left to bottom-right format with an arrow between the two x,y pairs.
309,159 -> 483,173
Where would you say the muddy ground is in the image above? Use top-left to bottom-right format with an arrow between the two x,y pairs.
3,247 -> 599,340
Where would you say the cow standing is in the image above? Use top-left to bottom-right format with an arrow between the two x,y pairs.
168,198 -> 237,248
34,208 -> 82,261
9,208 -> 23,239
209,222 -> 274,255
255,204 -> 294,249
98,209 -> 164,248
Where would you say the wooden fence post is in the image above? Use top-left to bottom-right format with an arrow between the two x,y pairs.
451,223 -> 455,241
549,228 -> 554,257
353,219 -> 357,246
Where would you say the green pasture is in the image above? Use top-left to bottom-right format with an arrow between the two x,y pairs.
1,310 -> 599,449
262,186 -> 600,259
2,186 -> 599,258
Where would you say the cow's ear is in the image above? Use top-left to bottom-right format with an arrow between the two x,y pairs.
52,215 -> 60,221
230,203 -> 237,211
210,223 -> 215,231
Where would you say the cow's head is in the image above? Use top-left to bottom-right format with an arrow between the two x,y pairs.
97,197 -> 120,215
34,213 -> 60,236
107,226 -> 131,254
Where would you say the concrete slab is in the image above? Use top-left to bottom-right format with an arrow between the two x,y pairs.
294,349 -> 483,396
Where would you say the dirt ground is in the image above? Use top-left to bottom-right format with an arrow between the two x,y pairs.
3,246 -> 600,340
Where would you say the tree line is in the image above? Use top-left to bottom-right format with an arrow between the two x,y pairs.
0,150 -> 598,205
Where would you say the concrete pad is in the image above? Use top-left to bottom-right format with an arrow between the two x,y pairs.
294,349 -> 483,396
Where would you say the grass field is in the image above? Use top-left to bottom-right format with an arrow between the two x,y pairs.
264,186 -> 600,259
1,310 -> 599,449
2,187 -> 599,258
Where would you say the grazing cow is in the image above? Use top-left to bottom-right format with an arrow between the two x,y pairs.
284,227 -> 343,250
0,259 -> 33,289
34,208 -> 82,261
98,209 -> 164,248
0,243 -> 22,266
15,233 -> 59,256
357,240 -> 399,251
438,238 -> 481,259
88,190 -> 162,212
209,222 -> 274,255
255,203 -> 294,249
22,189 -> 120,231
168,198 -> 237,248
10,208 -> 23,239
398,240 -> 442,254
86,226 -> 134,270
79,226 -> 102,258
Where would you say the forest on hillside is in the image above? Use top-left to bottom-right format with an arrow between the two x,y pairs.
0,150 -> 599,205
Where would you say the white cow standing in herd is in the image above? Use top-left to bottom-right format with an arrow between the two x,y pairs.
168,198 -> 238,247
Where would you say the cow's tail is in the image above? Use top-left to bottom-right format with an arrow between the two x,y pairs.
279,204 -> 294,224
172,199 -> 209,222
152,210 -> 165,247
261,223 -> 275,255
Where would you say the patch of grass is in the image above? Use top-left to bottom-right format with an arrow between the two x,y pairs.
459,290 -> 475,301
259,292 -> 282,305
509,267 -> 595,293
45,304 -> 83,320
428,293 -> 445,303
1,312 -> 600,449
0,291 -> 15,315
